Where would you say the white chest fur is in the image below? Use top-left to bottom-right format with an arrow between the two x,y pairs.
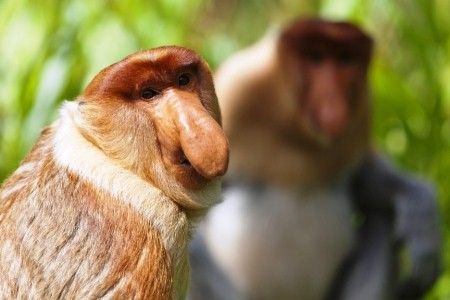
203,182 -> 355,300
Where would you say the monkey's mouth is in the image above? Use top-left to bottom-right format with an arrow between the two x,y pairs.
178,153 -> 193,168
171,151 -> 212,189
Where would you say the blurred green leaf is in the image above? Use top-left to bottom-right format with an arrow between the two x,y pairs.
0,0 -> 449,298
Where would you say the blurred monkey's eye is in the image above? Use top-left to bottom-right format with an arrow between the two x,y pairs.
178,74 -> 191,86
303,51 -> 325,64
141,88 -> 158,99
337,53 -> 354,65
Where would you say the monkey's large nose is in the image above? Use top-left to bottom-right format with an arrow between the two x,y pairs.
168,90 -> 229,180
315,96 -> 348,138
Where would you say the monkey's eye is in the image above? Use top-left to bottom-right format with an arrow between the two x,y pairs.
178,74 -> 191,86
141,88 -> 159,99
305,52 -> 324,64
337,53 -> 354,65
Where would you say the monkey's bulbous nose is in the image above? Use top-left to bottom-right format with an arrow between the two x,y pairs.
181,116 -> 229,179
169,90 -> 229,180
315,96 -> 348,138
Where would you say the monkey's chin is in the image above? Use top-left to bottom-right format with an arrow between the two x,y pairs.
302,125 -> 340,150
314,134 -> 334,149
283,128 -> 333,151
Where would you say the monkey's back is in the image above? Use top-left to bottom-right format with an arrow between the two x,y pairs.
0,127 -> 172,300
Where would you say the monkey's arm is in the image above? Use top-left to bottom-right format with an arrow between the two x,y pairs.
349,153 -> 442,299
326,212 -> 396,300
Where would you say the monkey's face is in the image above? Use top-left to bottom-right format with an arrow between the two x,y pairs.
78,46 -> 229,190
279,19 -> 373,148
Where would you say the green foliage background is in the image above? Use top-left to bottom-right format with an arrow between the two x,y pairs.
0,0 -> 449,298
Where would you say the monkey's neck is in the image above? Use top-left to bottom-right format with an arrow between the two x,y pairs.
52,102 -> 191,299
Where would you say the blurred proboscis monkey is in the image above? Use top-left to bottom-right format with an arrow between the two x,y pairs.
188,19 -> 441,300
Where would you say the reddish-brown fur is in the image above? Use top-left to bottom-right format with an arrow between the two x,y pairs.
279,19 -> 372,140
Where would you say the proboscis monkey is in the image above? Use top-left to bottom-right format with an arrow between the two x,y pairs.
0,46 -> 229,300
188,19 -> 441,300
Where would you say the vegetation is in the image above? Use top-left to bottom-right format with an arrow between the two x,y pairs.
0,0 -> 449,298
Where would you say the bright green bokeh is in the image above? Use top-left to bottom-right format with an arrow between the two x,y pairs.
1,0 -> 449,298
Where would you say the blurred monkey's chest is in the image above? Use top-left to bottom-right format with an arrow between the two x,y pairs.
205,184 -> 355,300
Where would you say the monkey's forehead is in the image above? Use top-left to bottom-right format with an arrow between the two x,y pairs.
282,18 -> 372,43
81,46 -> 213,99
123,46 -> 204,70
